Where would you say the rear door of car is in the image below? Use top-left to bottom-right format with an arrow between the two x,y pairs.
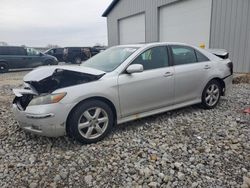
169,45 -> 211,104
118,46 -> 175,117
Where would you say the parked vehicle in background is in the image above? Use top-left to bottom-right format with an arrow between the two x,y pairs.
91,47 -> 101,56
44,48 -> 64,62
0,46 -> 58,73
92,46 -> 107,53
12,42 -> 233,144
63,47 -> 102,64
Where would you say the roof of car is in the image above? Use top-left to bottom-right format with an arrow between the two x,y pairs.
115,42 -> 191,48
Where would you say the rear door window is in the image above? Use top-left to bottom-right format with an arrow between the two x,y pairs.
170,45 -> 197,65
195,50 -> 210,62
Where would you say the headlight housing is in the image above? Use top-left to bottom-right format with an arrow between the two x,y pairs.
29,92 -> 67,106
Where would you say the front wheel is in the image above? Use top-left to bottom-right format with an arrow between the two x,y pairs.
201,80 -> 222,109
68,100 -> 114,144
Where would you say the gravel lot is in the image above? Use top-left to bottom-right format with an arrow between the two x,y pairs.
0,71 -> 249,188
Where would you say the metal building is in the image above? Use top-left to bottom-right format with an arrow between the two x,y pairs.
102,0 -> 250,73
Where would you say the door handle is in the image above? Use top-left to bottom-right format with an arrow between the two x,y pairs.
204,65 -> 211,69
164,72 -> 173,77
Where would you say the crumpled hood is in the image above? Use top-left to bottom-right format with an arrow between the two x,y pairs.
23,65 -> 106,82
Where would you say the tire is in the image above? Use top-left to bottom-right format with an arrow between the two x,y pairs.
201,80 -> 222,109
68,100 -> 114,144
0,63 -> 8,73
74,57 -> 82,64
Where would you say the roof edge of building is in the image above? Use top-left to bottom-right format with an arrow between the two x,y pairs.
102,0 -> 120,17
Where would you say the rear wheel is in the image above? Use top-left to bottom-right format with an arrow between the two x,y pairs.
201,80 -> 222,109
0,63 -> 8,73
68,100 -> 114,144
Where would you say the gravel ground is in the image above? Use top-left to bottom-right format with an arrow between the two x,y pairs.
0,71 -> 249,188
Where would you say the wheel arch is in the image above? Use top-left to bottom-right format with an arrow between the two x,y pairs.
207,77 -> 226,96
66,96 -> 118,136
0,60 -> 8,65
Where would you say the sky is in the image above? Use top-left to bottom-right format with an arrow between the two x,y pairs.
0,0 -> 113,47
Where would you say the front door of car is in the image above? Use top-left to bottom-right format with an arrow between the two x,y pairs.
118,46 -> 175,118
54,49 -> 63,61
25,48 -> 43,68
169,45 -> 211,104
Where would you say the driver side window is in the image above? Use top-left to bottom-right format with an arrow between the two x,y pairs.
132,46 -> 169,70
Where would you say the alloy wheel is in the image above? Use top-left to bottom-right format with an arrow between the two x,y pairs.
205,84 -> 220,106
78,107 -> 109,139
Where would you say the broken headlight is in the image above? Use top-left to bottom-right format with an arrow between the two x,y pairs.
29,92 -> 67,106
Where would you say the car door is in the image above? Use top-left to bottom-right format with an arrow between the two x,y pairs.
54,48 -> 63,61
4,47 -> 27,69
170,45 -> 211,104
118,46 -> 175,117
25,48 -> 44,68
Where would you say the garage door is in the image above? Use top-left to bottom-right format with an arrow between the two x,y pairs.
119,13 -> 145,45
159,0 -> 212,47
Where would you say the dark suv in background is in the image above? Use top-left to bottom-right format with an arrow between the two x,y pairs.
63,47 -> 102,64
0,46 -> 58,73
44,48 -> 64,62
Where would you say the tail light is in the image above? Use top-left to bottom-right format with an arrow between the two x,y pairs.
227,62 -> 233,75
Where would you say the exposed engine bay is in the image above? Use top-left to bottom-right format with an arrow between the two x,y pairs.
26,69 -> 104,94
13,68 -> 105,110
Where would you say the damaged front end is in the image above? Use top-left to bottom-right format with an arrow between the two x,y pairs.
13,66 -> 105,110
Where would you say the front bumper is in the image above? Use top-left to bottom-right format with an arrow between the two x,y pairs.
13,102 -> 75,137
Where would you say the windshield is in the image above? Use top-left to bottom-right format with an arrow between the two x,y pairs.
82,47 -> 138,72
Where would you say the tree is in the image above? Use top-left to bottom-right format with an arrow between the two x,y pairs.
46,44 -> 60,48
0,41 -> 8,46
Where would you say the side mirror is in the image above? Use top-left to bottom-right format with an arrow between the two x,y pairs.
126,64 -> 144,74
39,52 -> 43,56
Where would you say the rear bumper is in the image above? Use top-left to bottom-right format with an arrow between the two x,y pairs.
12,102 -> 75,137
223,75 -> 233,96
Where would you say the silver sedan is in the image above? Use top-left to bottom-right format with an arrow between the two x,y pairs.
13,42 -> 233,144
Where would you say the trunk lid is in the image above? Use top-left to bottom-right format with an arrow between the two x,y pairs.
207,49 -> 229,59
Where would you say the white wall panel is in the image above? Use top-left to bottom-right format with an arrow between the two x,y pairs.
119,13 -> 145,44
159,0 -> 212,47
